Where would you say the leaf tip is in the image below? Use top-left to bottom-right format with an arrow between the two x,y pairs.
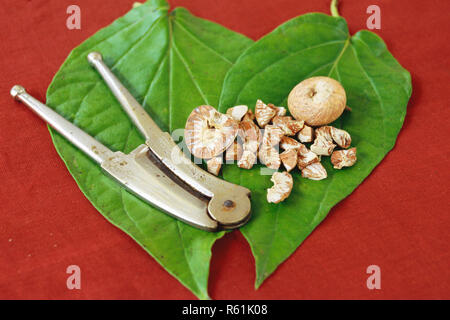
254,273 -> 268,290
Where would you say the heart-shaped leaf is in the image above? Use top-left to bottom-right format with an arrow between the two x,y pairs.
218,13 -> 411,287
46,0 -> 252,299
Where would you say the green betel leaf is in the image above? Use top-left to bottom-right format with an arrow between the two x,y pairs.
46,0 -> 252,299
218,13 -> 412,287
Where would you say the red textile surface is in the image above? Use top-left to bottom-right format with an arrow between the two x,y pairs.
0,0 -> 448,299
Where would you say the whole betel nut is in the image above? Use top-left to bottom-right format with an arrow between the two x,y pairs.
287,76 -> 346,126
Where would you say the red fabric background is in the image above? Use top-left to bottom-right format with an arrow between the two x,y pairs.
0,0 -> 448,300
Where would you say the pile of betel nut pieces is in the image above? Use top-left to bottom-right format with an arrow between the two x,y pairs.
184,76 -> 357,203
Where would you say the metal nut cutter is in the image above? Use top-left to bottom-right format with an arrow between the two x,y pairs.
10,52 -> 251,231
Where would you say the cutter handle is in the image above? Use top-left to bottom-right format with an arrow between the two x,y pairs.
10,85 -> 114,164
87,52 -> 162,141
87,53 -> 252,228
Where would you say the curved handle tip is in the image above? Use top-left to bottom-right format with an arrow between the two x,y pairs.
87,52 -> 103,66
10,85 -> 26,100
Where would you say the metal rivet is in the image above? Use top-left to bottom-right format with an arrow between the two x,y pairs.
223,200 -> 234,208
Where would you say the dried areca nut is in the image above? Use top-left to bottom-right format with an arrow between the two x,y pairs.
280,149 -> 298,172
297,144 -> 320,170
311,138 -> 335,156
238,120 -> 262,152
262,125 -> 284,147
243,140 -> 259,154
331,147 -> 357,169
185,105 -> 238,159
314,126 -> 333,141
268,103 -> 287,116
280,136 -> 302,151
288,76 -> 347,126
242,109 -> 255,122
276,107 -> 287,116
238,150 -> 257,169
297,125 -> 314,143
330,127 -> 351,148
259,145 -> 281,170
225,140 -> 243,161
310,126 -> 335,156
267,171 -> 293,204
255,99 -> 276,127
272,116 -> 304,136
226,105 -> 249,121
301,162 -> 327,180
206,156 -> 222,176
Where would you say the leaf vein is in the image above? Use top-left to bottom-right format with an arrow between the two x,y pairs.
258,206 -> 280,283
234,40 -> 345,105
173,19 -> 233,65
141,50 -> 169,108
68,14 -> 150,68
172,38 -> 210,105
73,82 -> 101,124
350,45 -> 387,150
327,37 -> 350,77
111,16 -> 165,70
175,221 -> 201,294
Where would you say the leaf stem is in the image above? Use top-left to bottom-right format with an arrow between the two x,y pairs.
330,0 -> 340,17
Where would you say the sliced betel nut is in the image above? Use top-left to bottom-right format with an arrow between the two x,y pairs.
185,105 -> 238,159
